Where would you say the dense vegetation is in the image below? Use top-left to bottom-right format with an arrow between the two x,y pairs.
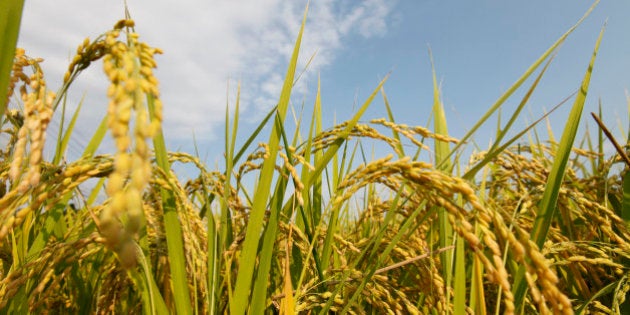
1,1 -> 629,314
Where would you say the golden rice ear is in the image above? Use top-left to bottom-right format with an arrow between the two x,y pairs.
97,20 -> 162,268
6,50 -> 55,193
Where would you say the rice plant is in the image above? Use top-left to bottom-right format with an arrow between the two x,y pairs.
2,1 -> 630,314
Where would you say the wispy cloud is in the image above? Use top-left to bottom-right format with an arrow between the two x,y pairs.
17,0 -> 395,146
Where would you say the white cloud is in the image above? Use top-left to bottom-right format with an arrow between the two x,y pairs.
16,0 -> 395,149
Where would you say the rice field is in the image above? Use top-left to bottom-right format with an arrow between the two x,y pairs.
2,1 -> 630,314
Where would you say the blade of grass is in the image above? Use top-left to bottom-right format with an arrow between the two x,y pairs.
291,77 -> 323,284
128,243 -> 169,315
428,49 -> 454,303
292,80 -> 323,299
206,213 -> 219,315
220,81 -> 239,249
453,235 -> 467,315
381,86 -> 406,157
233,105 -> 277,164
278,54 -> 389,295
82,115 -> 109,158
470,165 -> 490,315
464,97 -> 571,181
436,0 -> 600,170
231,4 -> 308,314
320,139 -> 359,273
532,22 -> 604,253
297,75 -> 322,234
462,59 -> 572,180
0,0 -> 25,117
53,95 -> 84,164
306,74 -> 389,188
575,280 -> 617,315
250,174 -> 290,314
250,100 -> 306,311
513,22 -> 606,308
148,93 -> 192,314
202,103 -> 278,218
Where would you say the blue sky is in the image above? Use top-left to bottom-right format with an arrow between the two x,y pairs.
316,1 -> 630,154
15,0 -> 630,165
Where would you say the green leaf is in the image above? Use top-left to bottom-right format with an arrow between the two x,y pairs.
381,86 -> 406,157
462,57 -> 560,180
54,95 -> 84,164
0,0 -> 25,117
436,0 -> 599,170
82,115 -> 109,158
513,21 -> 606,308
148,93 -> 192,315
532,22 -> 604,253
207,211 -> 220,314
307,74 -> 389,188
429,49 -> 454,300
453,236 -> 467,315
231,5 -> 308,314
